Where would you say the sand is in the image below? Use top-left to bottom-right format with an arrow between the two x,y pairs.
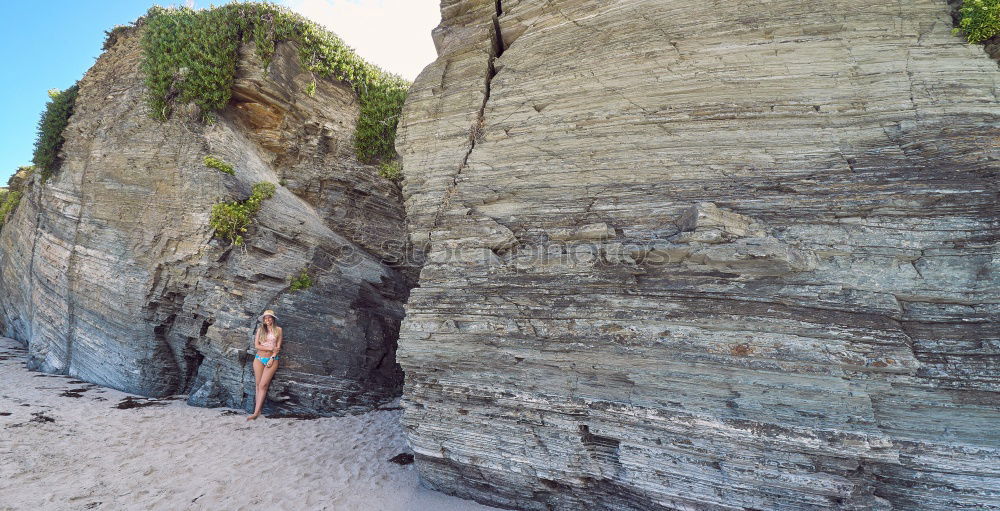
0,337 -> 500,511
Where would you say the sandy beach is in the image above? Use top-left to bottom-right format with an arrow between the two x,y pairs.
0,337 -> 499,511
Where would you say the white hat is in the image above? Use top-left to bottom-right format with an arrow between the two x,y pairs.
259,310 -> 277,322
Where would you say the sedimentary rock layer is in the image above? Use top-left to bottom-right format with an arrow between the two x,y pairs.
0,30 -> 412,414
396,0 -> 999,509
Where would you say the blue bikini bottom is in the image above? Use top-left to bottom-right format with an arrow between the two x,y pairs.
255,354 -> 279,365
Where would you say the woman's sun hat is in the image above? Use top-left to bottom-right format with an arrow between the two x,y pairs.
259,310 -> 277,322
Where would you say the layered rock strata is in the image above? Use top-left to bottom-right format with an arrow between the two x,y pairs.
0,30 -> 412,414
396,0 -> 999,509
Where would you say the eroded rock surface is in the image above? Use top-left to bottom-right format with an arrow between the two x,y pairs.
0,30 -> 413,414
396,0 -> 999,509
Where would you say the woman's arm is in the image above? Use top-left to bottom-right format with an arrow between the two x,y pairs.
253,326 -> 264,350
264,327 -> 282,368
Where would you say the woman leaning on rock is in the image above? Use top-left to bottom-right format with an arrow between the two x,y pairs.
248,309 -> 282,421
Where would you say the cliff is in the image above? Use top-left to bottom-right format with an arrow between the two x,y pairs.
395,0 -> 999,509
0,13 -> 413,415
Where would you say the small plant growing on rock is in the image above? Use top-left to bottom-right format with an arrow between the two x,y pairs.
203,155 -> 235,175
954,0 -> 1000,43
33,85 -> 80,182
209,182 -> 276,247
289,268 -> 313,291
305,81 -> 317,97
377,160 -> 402,181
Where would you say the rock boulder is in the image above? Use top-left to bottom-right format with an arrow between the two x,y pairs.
395,0 -> 999,509
0,29 -> 413,415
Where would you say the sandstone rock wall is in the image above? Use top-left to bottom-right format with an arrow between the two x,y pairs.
396,0 -> 999,509
0,30 -> 413,414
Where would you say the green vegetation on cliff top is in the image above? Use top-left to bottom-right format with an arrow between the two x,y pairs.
138,3 -> 408,164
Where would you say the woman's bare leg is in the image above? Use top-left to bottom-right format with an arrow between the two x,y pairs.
248,358 -> 265,420
250,359 -> 280,419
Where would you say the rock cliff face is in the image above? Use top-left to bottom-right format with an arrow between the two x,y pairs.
396,0 -> 999,509
0,30 -> 412,414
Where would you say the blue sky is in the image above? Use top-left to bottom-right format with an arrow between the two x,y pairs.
0,0 -> 439,185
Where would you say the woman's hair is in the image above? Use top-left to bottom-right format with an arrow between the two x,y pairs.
256,316 -> 278,343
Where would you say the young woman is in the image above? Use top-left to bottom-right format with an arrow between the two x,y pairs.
248,309 -> 282,421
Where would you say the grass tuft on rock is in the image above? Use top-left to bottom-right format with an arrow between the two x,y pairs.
209,182 -> 276,247
204,155 -> 235,175
954,0 -> 1000,43
139,3 -> 408,163
377,160 -> 402,182
289,268 -> 313,291
32,86 -> 80,182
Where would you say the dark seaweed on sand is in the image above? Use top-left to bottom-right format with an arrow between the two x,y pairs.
115,396 -> 168,409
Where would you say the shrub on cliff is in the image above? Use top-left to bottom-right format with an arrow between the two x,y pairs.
209,181 -> 276,247
955,0 -> 1000,43
0,190 -> 23,228
139,3 -> 408,164
32,85 -> 80,182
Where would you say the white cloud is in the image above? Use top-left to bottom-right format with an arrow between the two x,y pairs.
280,0 -> 441,81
